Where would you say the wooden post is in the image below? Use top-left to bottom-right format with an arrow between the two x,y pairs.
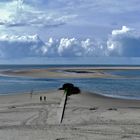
57,90 -> 68,124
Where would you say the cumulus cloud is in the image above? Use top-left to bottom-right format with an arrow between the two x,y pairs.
112,26 -> 131,36
0,34 -> 46,58
107,26 -> 140,57
0,26 -> 140,59
57,38 -> 104,57
0,34 -> 105,58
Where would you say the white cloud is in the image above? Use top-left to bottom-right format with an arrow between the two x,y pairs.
57,38 -> 105,57
107,26 -> 140,57
0,0 -> 77,28
0,26 -> 140,59
0,34 -> 105,58
112,26 -> 131,36
0,34 -> 45,58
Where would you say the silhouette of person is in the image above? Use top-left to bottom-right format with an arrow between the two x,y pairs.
44,96 -> 46,101
30,89 -> 33,99
40,96 -> 42,101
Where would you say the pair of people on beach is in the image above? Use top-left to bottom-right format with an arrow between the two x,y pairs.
40,96 -> 46,101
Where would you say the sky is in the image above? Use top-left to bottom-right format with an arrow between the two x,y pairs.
0,0 -> 140,64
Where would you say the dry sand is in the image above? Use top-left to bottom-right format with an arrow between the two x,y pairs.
0,90 -> 140,140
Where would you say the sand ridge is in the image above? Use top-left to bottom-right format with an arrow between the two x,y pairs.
2,66 -> 140,78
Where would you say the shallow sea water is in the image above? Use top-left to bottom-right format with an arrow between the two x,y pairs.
0,65 -> 140,99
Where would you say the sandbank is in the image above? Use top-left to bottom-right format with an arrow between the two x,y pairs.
1,66 -> 140,78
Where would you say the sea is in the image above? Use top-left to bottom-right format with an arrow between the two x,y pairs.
0,65 -> 140,100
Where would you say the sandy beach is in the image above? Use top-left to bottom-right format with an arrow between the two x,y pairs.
0,66 -> 140,139
0,90 -> 140,140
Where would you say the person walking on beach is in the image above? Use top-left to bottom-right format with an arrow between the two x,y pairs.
40,96 -> 42,101
44,96 -> 46,101
30,89 -> 33,99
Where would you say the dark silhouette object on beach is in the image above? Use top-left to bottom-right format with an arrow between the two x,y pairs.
59,83 -> 74,90
40,96 -> 42,101
44,96 -> 46,101
59,83 -> 80,96
71,86 -> 80,95
108,108 -> 117,111
30,89 -> 33,99
8,106 -> 16,109
89,107 -> 98,110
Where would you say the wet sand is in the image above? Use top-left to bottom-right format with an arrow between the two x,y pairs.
0,90 -> 140,139
1,66 -> 140,78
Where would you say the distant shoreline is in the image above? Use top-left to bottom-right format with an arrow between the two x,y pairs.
1,66 -> 140,79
